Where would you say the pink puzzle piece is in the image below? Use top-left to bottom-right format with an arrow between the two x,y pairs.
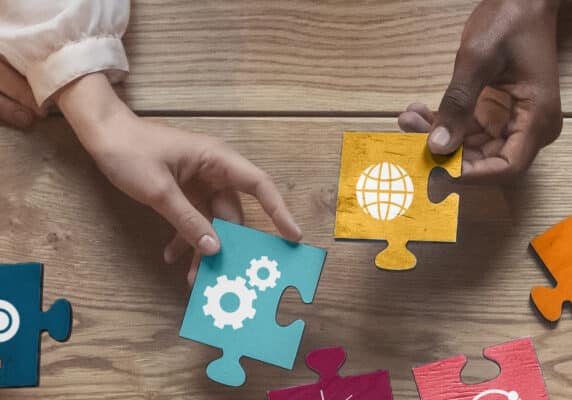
267,347 -> 393,400
413,338 -> 547,400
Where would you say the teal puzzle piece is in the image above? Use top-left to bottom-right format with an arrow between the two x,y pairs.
179,219 -> 327,387
0,263 -> 72,387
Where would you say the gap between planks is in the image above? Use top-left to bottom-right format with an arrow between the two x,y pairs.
47,110 -> 572,119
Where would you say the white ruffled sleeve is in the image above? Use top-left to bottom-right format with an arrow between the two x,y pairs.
0,0 -> 130,106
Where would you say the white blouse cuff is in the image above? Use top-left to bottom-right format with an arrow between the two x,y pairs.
26,36 -> 129,106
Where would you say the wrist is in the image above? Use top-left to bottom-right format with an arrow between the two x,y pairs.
55,73 -> 134,156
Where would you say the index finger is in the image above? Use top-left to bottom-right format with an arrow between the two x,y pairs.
221,150 -> 302,242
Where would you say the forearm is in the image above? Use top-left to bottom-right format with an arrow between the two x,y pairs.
54,73 -> 135,156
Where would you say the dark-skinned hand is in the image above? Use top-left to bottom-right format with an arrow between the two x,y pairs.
399,0 -> 563,183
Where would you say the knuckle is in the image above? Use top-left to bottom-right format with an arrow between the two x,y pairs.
145,179 -> 173,206
258,170 -> 272,184
197,139 -> 226,172
441,85 -> 475,114
210,136 -> 226,147
255,171 -> 273,192
457,34 -> 496,61
179,212 -> 203,235
457,41 -> 482,63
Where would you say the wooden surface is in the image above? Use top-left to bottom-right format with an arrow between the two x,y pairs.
119,0 -> 572,113
3,1 -> 572,399
1,117 -> 572,399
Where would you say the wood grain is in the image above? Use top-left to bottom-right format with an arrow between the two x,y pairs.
1,117 -> 571,399
118,0 -> 572,113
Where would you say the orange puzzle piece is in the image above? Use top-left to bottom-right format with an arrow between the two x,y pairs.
531,216 -> 572,322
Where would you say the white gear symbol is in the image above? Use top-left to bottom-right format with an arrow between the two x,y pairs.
203,275 -> 257,330
246,256 -> 281,291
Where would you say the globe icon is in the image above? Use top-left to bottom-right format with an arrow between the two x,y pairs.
355,162 -> 414,221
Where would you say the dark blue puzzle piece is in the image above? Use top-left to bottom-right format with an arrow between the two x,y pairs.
0,263 -> 72,387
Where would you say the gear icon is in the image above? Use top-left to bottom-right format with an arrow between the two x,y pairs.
203,275 -> 257,330
246,256 -> 281,291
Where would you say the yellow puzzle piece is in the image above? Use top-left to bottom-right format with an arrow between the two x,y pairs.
335,132 -> 462,271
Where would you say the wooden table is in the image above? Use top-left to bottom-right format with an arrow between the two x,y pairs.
2,2 -> 572,399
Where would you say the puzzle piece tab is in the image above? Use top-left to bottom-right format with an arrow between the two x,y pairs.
267,347 -> 393,400
335,132 -> 462,271
0,263 -> 72,387
530,216 -> 572,322
413,338 -> 548,400
179,219 -> 327,387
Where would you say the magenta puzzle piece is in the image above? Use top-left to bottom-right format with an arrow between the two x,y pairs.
267,347 -> 393,400
413,338 -> 548,400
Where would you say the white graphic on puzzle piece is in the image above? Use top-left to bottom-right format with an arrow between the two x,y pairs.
246,256 -> 281,291
356,162 -> 414,221
203,276 -> 257,330
473,389 -> 521,400
0,300 -> 20,343
320,390 -> 353,400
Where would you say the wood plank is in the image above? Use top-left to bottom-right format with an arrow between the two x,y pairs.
1,117 -> 571,399
119,0 -> 572,113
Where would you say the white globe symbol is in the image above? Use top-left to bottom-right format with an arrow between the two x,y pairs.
355,162 -> 414,221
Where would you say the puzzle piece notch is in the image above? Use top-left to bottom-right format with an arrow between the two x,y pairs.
530,216 -> 572,322
206,348 -> 245,388
267,347 -> 393,400
179,219 -> 327,387
306,346 -> 346,381
375,238 -> 417,271
413,338 -> 548,400
0,263 -> 72,387
40,299 -> 72,342
335,132 -> 462,271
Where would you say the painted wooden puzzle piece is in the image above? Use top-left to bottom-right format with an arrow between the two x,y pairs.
0,263 -> 72,387
267,347 -> 393,400
413,338 -> 548,400
530,216 -> 572,322
179,218 -> 327,387
335,132 -> 462,271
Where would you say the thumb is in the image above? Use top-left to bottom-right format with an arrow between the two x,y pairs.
429,46 -> 499,155
151,179 -> 221,256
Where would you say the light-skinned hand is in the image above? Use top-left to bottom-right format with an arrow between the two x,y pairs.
56,73 -> 302,284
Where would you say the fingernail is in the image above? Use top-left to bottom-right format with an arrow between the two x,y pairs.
198,235 -> 220,255
13,110 -> 33,127
291,218 -> 302,240
431,126 -> 451,147
164,247 -> 175,264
